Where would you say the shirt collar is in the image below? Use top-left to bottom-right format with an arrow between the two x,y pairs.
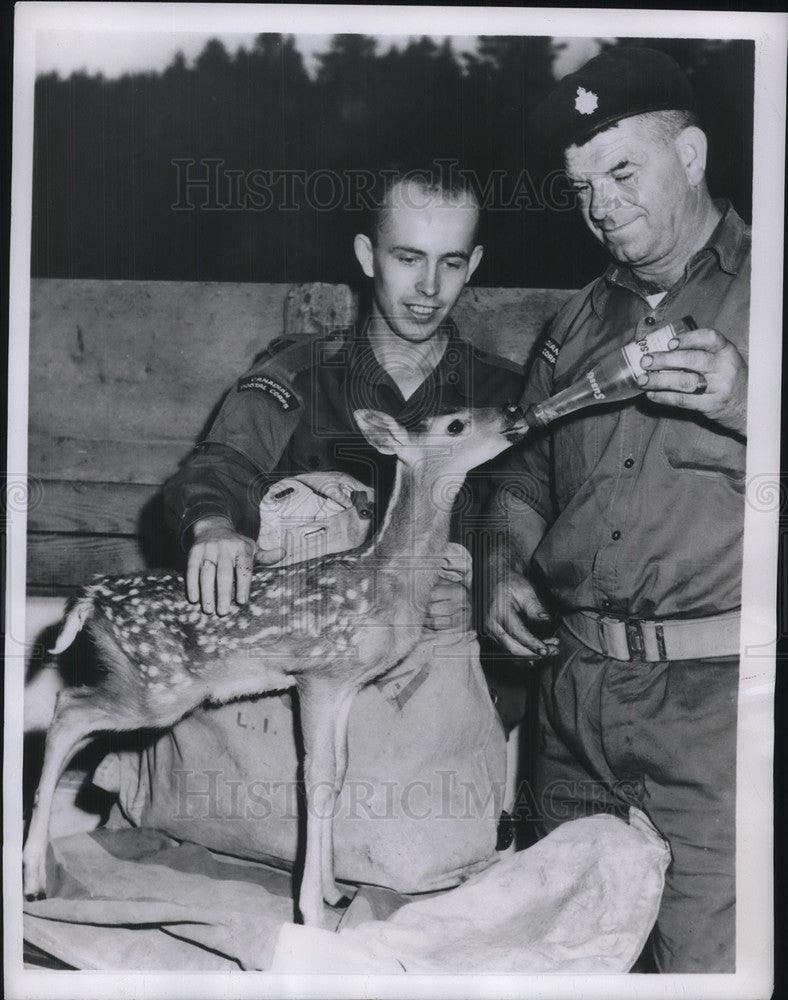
348,316 -> 462,386
701,200 -> 749,275
592,200 -> 749,317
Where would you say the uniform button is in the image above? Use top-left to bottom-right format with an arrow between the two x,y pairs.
644,316 -> 656,326
624,457 -> 634,469
447,372 -> 460,384
602,598 -> 612,610
612,530 -> 621,541
308,455 -> 321,469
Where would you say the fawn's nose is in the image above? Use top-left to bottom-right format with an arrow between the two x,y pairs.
503,403 -> 524,423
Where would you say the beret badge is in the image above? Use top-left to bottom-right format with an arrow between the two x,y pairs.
575,86 -> 598,115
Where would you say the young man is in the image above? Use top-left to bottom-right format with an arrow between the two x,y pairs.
173,167 -> 492,615
484,49 -> 749,972
100,164 -> 526,894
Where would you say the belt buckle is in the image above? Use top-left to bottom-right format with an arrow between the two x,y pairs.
624,619 -> 645,661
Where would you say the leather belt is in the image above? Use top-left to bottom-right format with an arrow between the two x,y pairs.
563,609 -> 741,662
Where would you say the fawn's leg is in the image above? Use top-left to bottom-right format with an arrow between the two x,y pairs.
296,682 -> 345,926
23,688 -> 113,899
320,688 -> 357,905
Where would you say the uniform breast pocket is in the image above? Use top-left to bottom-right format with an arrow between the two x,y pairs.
660,418 -> 746,482
552,414 -> 600,505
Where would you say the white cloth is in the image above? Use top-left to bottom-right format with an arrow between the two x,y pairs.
270,809 -> 670,974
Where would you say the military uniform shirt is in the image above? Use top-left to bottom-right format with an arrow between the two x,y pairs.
164,319 -> 525,548
505,202 -> 750,619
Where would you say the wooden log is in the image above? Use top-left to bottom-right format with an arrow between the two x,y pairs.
27,480 -> 162,535
26,535 -> 149,592
28,435 -> 191,486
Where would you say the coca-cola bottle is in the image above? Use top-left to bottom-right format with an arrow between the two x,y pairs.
525,316 -> 697,429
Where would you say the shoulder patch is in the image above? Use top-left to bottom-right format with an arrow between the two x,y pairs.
537,337 -> 561,367
236,373 -> 300,411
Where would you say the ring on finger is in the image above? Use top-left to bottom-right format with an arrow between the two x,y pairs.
693,373 -> 708,395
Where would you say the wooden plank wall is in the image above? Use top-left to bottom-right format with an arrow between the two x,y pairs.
25,279 -> 573,594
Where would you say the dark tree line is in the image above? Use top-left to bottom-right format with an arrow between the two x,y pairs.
31,35 -> 753,289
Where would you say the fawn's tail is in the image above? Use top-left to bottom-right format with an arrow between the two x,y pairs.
48,594 -> 96,655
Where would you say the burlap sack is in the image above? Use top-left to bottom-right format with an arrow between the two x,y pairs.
95,626 -> 505,893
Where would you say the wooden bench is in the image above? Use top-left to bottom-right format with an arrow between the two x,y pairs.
26,280 -> 574,595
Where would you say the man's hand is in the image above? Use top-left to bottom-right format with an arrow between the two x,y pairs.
424,542 -> 473,632
638,327 -> 747,436
424,581 -> 471,631
484,571 -> 559,659
186,516 -> 282,615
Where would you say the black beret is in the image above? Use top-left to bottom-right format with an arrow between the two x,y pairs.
530,47 -> 698,168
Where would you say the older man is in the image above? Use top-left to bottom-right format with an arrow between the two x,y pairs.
485,48 -> 749,972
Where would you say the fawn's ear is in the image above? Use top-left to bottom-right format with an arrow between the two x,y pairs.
353,409 -> 409,455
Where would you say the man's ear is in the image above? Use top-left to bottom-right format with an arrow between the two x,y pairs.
354,233 -> 375,278
675,126 -> 708,187
465,244 -> 484,284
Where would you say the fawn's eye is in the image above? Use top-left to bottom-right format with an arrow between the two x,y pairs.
447,419 -> 465,435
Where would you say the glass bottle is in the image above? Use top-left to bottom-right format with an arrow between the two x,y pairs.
525,316 -> 696,429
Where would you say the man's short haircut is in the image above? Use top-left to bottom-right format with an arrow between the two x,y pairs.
627,109 -> 701,146
367,161 -> 481,244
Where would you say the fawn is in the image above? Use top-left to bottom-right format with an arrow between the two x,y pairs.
23,404 -> 528,927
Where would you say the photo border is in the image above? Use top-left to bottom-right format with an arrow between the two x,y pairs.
5,5 -> 786,998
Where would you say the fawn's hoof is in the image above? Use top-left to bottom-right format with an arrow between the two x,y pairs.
23,852 -> 48,902
322,879 -> 348,907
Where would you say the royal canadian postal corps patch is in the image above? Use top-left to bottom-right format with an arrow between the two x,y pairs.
237,373 -> 300,411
